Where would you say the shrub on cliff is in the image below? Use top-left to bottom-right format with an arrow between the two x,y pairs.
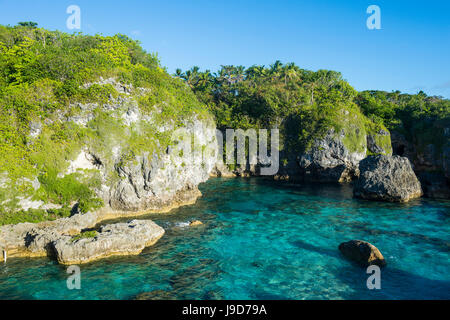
356,90 -> 449,168
0,25 -> 210,223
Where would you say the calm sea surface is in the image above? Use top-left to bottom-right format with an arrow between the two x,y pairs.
0,178 -> 449,300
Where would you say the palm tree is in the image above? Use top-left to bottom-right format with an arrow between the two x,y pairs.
217,65 -> 238,85
256,65 -> 268,78
234,65 -> 246,83
190,66 -> 200,75
183,70 -> 197,89
305,82 -> 318,105
174,68 -> 184,78
281,63 -> 298,85
245,65 -> 257,80
270,60 -> 283,81
197,70 -> 212,89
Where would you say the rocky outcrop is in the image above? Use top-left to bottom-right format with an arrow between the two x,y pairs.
367,129 -> 392,156
299,129 -> 366,182
339,240 -> 386,267
0,211 -> 165,264
1,78 -> 218,216
274,124 -> 392,183
391,124 -> 450,199
0,211 -> 98,258
354,155 -> 423,202
106,118 -> 217,213
210,162 -> 235,178
0,188 -> 197,259
53,220 -> 164,265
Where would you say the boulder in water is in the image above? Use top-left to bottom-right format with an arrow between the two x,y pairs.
339,240 -> 386,267
354,155 -> 422,202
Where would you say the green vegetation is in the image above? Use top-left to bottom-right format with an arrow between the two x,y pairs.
0,207 -> 72,226
175,62 -> 390,154
1,23 -> 448,226
0,24 -> 210,224
177,63 -> 448,158
36,169 -> 103,212
356,90 -> 449,158
71,230 -> 98,242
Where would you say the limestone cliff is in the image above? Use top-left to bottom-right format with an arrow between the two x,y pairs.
0,78 -> 218,220
275,106 -> 393,183
391,121 -> 450,199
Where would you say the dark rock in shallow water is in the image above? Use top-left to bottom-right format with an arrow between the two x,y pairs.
354,155 -> 423,202
338,240 -> 386,267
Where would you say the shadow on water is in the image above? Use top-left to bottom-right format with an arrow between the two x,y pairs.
292,239 -> 450,300
344,221 -> 450,252
335,265 -> 450,300
291,239 -> 341,259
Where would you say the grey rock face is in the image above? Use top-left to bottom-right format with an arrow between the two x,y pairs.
354,155 -> 423,202
53,220 -> 165,265
0,209 -> 166,264
210,162 -> 235,178
107,119 -> 217,213
416,171 -> 450,199
28,121 -> 42,139
0,211 -> 99,257
2,77 -> 218,215
339,240 -> 386,267
391,128 -> 450,199
299,130 -> 366,182
367,129 -> 392,156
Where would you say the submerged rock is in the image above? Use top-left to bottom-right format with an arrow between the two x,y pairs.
338,240 -> 386,267
53,220 -> 164,265
354,155 -> 423,202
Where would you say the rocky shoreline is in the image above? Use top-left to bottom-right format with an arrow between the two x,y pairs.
0,134 -> 434,265
0,80 -> 446,265
53,220 -> 165,265
0,186 -> 201,263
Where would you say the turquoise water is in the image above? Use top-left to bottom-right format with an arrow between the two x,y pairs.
0,178 -> 449,300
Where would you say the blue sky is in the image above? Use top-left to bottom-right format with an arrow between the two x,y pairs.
0,0 -> 449,97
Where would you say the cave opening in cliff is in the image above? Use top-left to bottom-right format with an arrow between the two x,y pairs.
395,145 -> 406,156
